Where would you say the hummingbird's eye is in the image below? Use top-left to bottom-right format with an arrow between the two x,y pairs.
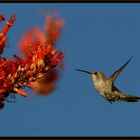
94,72 -> 97,75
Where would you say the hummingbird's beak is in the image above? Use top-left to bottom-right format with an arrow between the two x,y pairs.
76,69 -> 92,75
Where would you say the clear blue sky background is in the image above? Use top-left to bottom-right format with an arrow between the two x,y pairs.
0,3 -> 140,136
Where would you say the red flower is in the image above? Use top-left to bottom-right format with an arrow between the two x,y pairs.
0,14 -> 64,109
29,69 -> 59,95
45,15 -> 64,45
18,14 -> 64,96
0,15 -> 15,55
0,14 -> 5,22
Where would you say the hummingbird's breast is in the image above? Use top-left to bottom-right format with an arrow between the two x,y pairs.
92,78 -> 112,93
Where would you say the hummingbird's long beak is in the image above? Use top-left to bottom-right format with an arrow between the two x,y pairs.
76,69 -> 92,75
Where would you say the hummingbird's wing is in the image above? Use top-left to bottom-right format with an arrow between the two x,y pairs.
109,56 -> 133,82
112,84 -> 121,92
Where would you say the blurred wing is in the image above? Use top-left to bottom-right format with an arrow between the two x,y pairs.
112,84 -> 121,92
109,56 -> 133,82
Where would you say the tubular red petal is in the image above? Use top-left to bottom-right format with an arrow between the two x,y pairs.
13,88 -> 28,97
0,14 -> 5,22
1,15 -> 16,37
0,34 -> 6,54
51,48 -> 58,56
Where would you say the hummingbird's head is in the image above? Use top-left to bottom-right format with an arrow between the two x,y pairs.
92,71 -> 106,81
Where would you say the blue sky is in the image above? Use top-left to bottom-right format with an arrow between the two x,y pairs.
0,3 -> 140,136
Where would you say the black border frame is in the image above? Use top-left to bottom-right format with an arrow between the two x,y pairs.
0,0 -> 140,139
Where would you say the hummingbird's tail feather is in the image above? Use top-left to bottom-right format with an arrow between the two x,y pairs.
107,91 -> 140,102
120,94 -> 140,102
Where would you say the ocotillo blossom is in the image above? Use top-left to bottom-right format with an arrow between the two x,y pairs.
0,14 -> 64,109
18,15 -> 64,95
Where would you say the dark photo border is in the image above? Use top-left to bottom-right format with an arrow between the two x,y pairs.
0,1 -> 140,139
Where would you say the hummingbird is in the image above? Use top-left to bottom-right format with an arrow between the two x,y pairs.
76,57 -> 140,103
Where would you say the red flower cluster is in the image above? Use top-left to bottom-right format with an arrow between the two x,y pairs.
0,14 -> 64,109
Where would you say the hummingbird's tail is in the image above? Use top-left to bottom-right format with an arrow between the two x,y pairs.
120,94 -> 140,102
